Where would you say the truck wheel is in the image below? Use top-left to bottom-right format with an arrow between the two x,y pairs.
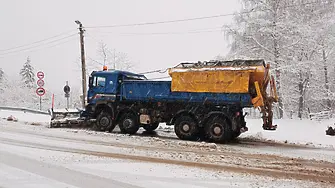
205,116 -> 232,143
119,113 -> 140,134
143,122 -> 159,132
174,116 -> 199,141
95,112 -> 114,132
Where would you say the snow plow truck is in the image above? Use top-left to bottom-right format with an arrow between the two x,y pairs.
49,59 -> 278,143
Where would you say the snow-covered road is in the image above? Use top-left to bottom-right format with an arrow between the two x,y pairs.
0,127 -> 331,188
0,110 -> 335,187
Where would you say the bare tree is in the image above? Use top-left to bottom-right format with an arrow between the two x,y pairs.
88,42 -> 133,72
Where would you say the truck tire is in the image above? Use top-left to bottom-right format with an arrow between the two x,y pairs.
119,113 -> 140,134
205,116 -> 232,143
94,111 -> 114,132
143,122 -> 159,132
174,115 -> 199,141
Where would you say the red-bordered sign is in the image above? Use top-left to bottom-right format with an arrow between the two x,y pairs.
37,79 -> 45,87
37,71 -> 44,79
36,87 -> 45,96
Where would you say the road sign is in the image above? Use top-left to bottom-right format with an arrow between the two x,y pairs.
37,71 -> 44,79
64,85 -> 70,93
37,79 -> 45,87
36,87 -> 45,96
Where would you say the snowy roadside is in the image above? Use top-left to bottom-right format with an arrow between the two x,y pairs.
0,109 -> 50,125
0,136 -> 331,188
1,109 -> 335,150
242,118 -> 335,149
1,110 -> 334,186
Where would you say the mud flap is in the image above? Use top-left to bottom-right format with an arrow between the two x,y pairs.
263,124 -> 277,131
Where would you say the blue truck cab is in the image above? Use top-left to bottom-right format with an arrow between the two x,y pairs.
87,70 -> 147,104
85,69 -> 250,143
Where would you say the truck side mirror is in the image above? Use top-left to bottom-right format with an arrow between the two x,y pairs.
89,77 -> 93,87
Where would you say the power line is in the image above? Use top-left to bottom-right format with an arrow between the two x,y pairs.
0,36 -> 77,58
0,29 -> 76,52
85,14 -> 240,29
85,1 -> 325,29
0,0 -> 325,58
0,34 -> 77,57
94,28 -> 225,36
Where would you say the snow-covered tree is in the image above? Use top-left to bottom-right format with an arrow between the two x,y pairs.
0,68 -> 4,83
0,68 -> 5,95
224,0 -> 304,118
19,57 -> 35,88
224,0 -> 335,118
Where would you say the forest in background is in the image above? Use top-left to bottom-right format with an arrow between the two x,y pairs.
223,0 -> 335,119
1,0 -> 334,119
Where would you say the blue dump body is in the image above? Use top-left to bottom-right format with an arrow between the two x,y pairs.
88,70 -> 253,107
121,80 -> 253,107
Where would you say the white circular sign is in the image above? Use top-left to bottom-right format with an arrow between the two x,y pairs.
37,79 -> 45,87
36,87 -> 45,96
37,71 -> 44,79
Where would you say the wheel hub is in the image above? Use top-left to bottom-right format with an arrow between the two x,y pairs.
213,126 -> 222,135
100,117 -> 109,127
123,119 -> 133,128
182,124 -> 190,132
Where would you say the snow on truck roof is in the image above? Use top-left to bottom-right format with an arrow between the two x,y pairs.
92,70 -> 147,80
169,66 -> 258,73
173,59 -> 266,69
168,59 -> 265,73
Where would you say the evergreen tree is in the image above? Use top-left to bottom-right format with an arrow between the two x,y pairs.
20,57 -> 35,88
0,68 -> 4,82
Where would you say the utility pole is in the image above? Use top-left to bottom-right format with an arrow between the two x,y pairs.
113,49 -> 116,70
75,20 -> 87,109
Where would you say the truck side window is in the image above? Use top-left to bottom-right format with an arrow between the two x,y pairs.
93,76 -> 106,87
97,77 -> 106,87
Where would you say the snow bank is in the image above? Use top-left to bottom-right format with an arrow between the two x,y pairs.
242,118 -> 335,149
0,109 -> 50,125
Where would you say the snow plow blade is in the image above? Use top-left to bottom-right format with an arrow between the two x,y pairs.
49,108 -> 81,120
48,108 -> 95,128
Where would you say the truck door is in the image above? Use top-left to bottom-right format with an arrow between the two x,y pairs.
87,75 -> 106,102
105,75 -> 118,94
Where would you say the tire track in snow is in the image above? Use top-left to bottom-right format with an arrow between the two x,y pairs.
0,136 -> 334,184
0,149 -> 143,188
2,127 -> 333,168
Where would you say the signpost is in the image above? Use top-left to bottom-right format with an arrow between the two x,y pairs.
36,71 -> 45,110
64,81 -> 71,108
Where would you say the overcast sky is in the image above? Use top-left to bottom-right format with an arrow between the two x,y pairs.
0,0 -> 241,96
